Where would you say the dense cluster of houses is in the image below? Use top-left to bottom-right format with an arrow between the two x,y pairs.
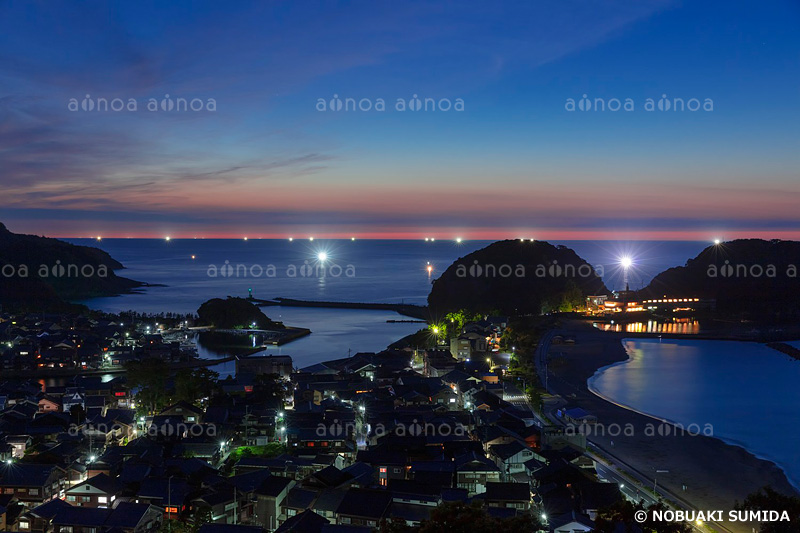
0,312 -> 624,532
0,313 -> 192,372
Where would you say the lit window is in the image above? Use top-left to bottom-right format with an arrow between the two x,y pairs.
98,496 -> 108,504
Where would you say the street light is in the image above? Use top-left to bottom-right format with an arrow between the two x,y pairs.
620,256 -> 633,289
653,469 -> 669,495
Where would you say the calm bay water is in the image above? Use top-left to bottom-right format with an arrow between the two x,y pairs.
589,339 -> 800,489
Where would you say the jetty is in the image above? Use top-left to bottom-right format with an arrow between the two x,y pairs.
252,297 -> 429,320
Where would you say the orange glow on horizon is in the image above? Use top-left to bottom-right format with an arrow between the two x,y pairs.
41,228 -> 800,241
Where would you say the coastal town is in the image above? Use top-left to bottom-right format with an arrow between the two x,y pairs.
4,231 -> 800,533
0,305 -> 660,533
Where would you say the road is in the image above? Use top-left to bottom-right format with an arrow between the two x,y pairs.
531,326 -> 734,533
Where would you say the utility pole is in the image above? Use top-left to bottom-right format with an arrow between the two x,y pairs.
168,475 -> 173,532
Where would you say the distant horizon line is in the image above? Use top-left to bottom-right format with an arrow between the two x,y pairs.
6,222 -> 800,242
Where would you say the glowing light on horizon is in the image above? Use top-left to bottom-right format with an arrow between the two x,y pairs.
165,236 -> 171,241
351,237 -> 356,241
288,237 -> 293,241
309,237 -> 314,241
426,261 -> 433,276
455,237 -> 463,243
191,255 -> 196,260
714,238 -> 721,245
96,236 -> 102,241
243,237 -> 248,241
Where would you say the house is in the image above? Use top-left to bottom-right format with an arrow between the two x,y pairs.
160,401 -> 204,424
236,354 -> 294,378
335,488 -> 392,528
253,475 -> 295,531
49,501 -> 163,533
65,473 -> 121,508
454,452 -> 501,495
0,463 -> 66,506
62,387 -> 86,414
483,482 -> 531,512
102,502 -> 163,532
198,525 -> 267,533
549,510 -> 594,533
275,509 -> 329,533
18,498 -> 73,533
488,440 -> 541,477
192,486 -> 248,525
559,407 -> 597,425
6,435 -> 32,458
38,395 -> 61,413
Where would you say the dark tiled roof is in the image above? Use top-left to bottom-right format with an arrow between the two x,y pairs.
104,502 -> 152,528
68,473 -> 120,495
484,482 -> 530,501
52,507 -> 112,527
0,463 -> 62,487
198,525 -> 266,533
255,475 -> 293,497
335,488 -> 392,520
275,509 -> 328,533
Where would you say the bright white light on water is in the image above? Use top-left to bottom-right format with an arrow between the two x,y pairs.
714,238 -> 721,245
243,237 -> 248,241
318,252 -> 328,262
165,236 -> 171,241
620,256 -> 633,269
309,237 -> 314,241
455,237 -> 463,243
288,237 -> 293,241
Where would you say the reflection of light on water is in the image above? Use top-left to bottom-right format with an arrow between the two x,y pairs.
594,320 -> 700,334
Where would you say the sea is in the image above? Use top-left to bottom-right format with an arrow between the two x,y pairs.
68,238 -> 708,370
589,338 -> 800,491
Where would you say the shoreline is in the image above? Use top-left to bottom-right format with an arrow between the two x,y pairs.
586,352 -> 800,494
547,321 -> 799,533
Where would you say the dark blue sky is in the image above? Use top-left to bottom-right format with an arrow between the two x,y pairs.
1,0 -> 798,239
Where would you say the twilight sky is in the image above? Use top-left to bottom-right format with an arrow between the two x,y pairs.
1,0 -> 799,240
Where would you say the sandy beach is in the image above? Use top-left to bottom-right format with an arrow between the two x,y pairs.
546,321 -> 799,533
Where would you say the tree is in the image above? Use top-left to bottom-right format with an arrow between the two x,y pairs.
174,367 -> 219,404
126,358 -> 169,414
252,373 -> 288,402
196,297 -> 282,329
378,501 -> 544,533
735,486 -> 800,533
594,500 -> 692,533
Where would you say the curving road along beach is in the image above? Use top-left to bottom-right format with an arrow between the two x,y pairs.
543,321 -> 798,533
